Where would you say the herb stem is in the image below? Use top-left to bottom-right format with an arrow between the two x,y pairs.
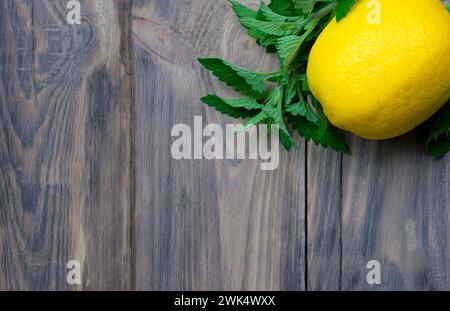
311,1 -> 338,21
257,71 -> 281,76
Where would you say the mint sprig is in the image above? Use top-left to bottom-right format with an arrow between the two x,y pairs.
198,0 -> 349,153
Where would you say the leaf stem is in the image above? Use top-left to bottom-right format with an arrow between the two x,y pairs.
311,1 -> 338,21
256,71 -> 282,76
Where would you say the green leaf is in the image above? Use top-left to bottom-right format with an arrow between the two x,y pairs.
264,87 -> 297,150
203,94 -> 262,110
259,1 -> 301,22
292,0 -> 317,15
320,127 -> 350,154
229,1 -> 281,51
286,99 -> 319,124
284,79 -> 319,124
287,95 -> 349,153
426,102 -> 450,158
276,35 -> 304,69
275,19 -> 318,69
268,0 -> 297,16
239,18 -> 303,36
229,0 -> 258,19
253,32 -> 279,46
229,0 -> 271,45
260,1 -> 287,22
299,75 -> 310,91
236,110 -> 269,134
198,58 -> 266,98
201,95 -> 261,119
266,73 -> 285,83
288,114 -> 315,139
335,0 -> 356,22
288,114 -> 350,153
284,80 -> 297,107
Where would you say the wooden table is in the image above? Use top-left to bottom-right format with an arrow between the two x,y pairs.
0,0 -> 448,290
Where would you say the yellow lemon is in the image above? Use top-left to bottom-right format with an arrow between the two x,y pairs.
306,0 -> 450,140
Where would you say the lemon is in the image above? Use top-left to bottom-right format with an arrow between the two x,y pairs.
306,0 -> 450,140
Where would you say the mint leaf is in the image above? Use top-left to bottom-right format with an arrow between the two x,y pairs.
426,101 -> 450,158
229,1 -> 270,44
255,34 -> 279,48
276,35 -> 304,69
292,0 -> 317,15
239,18 -> 303,36
203,95 -> 262,110
286,99 -> 319,124
264,87 -> 297,150
198,58 -> 266,98
268,0 -> 297,16
335,0 -> 356,22
259,1 -> 302,22
284,79 -> 320,124
284,80 -> 297,107
288,95 -> 349,153
319,127 -> 350,154
288,114 -> 350,153
275,19 -> 318,69
229,0 -> 258,19
236,110 -> 269,134
201,95 -> 261,119
229,1 -> 280,51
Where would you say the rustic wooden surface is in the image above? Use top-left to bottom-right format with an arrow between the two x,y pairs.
0,0 -> 449,291
0,0 -> 132,290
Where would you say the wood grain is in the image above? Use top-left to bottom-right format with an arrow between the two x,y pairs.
341,131 -> 450,290
307,144 -> 342,290
0,0 -> 132,290
131,0 -> 306,291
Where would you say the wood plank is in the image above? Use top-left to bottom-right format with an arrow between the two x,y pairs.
131,0 -> 306,290
306,144 -> 342,290
0,0 -> 132,290
341,131 -> 450,290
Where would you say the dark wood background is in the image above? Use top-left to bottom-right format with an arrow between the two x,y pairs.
0,0 -> 448,290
